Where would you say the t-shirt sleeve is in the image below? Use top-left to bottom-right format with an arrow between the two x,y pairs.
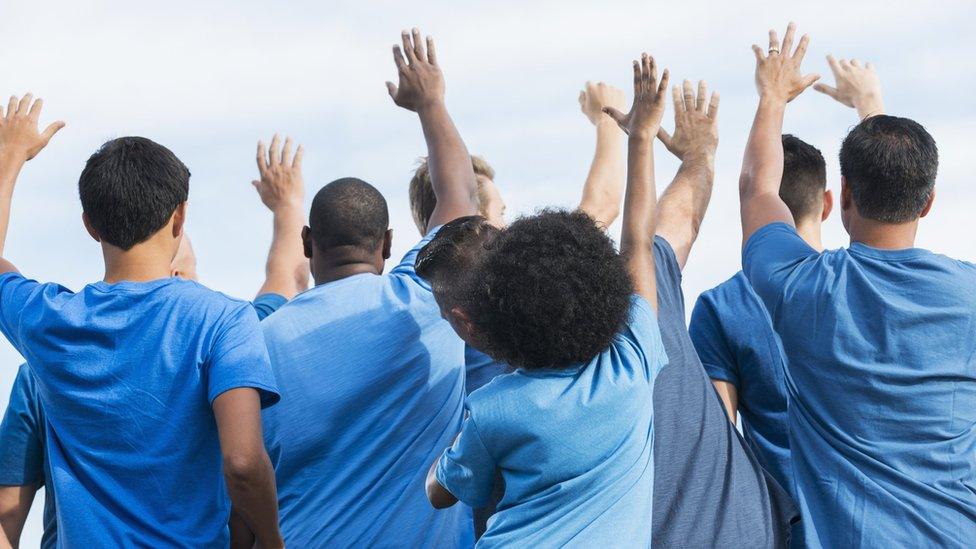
742,222 -> 817,311
617,295 -> 669,380
689,296 -> 739,387
0,364 -> 45,485
0,272 -> 46,354
206,303 -> 281,408
434,413 -> 497,508
390,225 -> 443,284
251,293 -> 287,321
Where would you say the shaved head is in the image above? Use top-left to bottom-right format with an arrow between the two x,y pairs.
309,178 -> 389,251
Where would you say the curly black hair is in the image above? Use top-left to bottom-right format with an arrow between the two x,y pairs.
466,209 -> 632,370
416,215 -> 499,307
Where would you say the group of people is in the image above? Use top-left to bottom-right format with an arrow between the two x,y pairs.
0,21 -> 972,548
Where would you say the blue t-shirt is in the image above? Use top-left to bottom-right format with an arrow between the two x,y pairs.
743,222 -> 976,548
436,295 -> 668,547
261,229 -> 472,547
464,346 -> 506,394
650,237 -> 798,548
0,274 -> 279,547
689,272 -> 793,497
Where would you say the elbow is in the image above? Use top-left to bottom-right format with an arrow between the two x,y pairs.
223,452 -> 270,492
425,473 -> 458,510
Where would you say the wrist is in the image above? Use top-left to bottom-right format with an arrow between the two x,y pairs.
854,95 -> 885,119
415,99 -> 448,117
680,150 -> 715,167
758,93 -> 788,109
628,129 -> 656,144
596,118 -> 622,135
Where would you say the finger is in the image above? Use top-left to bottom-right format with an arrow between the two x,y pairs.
252,180 -> 261,190
269,134 -> 281,167
840,58 -> 851,70
40,121 -> 65,143
256,141 -> 268,174
707,91 -> 720,119
648,54 -> 657,85
752,44 -> 765,62
632,60 -> 641,97
782,22 -> 796,55
657,127 -> 673,149
426,36 -> 437,65
17,93 -> 32,115
696,81 -> 707,111
800,73 -> 822,91
826,54 -> 841,75
642,54 -> 652,96
851,59 -> 861,67
682,79 -> 694,112
602,107 -> 627,129
293,144 -> 304,169
386,81 -> 398,100
411,28 -> 426,63
793,34 -> 810,63
865,61 -> 874,70
813,83 -> 840,99
658,69 -> 670,96
28,97 -> 44,121
579,89 -> 586,107
281,137 -> 293,166
401,31 -> 416,64
768,29 -> 781,54
6,96 -> 17,119
392,46 -> 408,73
671,85 -> 683,114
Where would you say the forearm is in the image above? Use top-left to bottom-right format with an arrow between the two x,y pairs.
855,96 -> 884,120
740,98 -> 786,199
224,456 -> 282,548
418,102 -> 478,226
258,202 -> 308,299
0,154 -> 27,257
655,153 -> 715,268
578,120 -> 625,228
621,135 -> 657,307
0,484 -> 36,547
228,508 -> 256,549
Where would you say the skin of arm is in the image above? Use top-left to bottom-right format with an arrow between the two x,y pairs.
740,23 -> 820,245
425,458 -> 459,509
711,380 -> 739,424
252,134 -> 309,299
814,55 -> 885,119
577,82 -> 626,229
0,94 -> 64,270
0,484 -> 38,548
604,54 -> 670,310
387,28 -> 478,230
213,388 -> 283,549
654,80 -> 720,269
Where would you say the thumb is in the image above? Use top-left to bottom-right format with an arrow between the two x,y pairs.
602,106 -> 626,126
41,121 -> 65,142
385,82 -> 398,100
578,90 -> 586,107
801,73 -> 822,90
813,83 -> 839,99
656,127 -> 673,149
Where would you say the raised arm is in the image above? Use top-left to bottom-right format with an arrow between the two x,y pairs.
387,28 -> 478,231
740,23 -> 820,244
0,484 -> 38,547
814,55 -> 884,119
0,94 -> 64,273
252,134 -> 309,299
654,80 -> 720,269
577,82 -> 626,229
604,54 -> 669,310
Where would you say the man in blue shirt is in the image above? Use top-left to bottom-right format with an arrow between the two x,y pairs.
739,23 -> 976,547
0,132 -> 309,546
0,96 -> 283,547
689,134 -> 831,499
258,29 -> 481,546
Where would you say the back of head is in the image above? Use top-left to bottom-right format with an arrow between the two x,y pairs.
840,115 -> 938,223
416,215 -> 500,304
309,177 -> 389,251
409,156 -> 496,234
79,137 -> 190,250
780,134 -> 827,222
464,209 -> 631,370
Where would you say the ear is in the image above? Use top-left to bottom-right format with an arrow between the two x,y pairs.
301,226 -> 313,259
821,189 -> 834,221
382,229 -> 393,260
82,212 -> 101,243
919,188 -> 936,218
171,202 -> 187,238
840,177 -> 853,211
448,306 -> 478,342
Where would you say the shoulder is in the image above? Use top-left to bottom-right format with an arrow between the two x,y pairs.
465,372 -> 529,424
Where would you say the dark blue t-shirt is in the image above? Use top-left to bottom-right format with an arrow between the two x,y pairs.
689,271 -> 793,497
464,346 -> 507,394
651,237 -> 797,547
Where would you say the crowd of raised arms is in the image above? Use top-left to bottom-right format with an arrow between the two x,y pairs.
0,21 -> 972,549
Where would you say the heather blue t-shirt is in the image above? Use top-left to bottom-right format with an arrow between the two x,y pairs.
689,272 -> 793,497
436,296 -> 668,547
0,274 -> 279,547
650,237 -> 797,547
261,228 -> 472,547
0,294 -> 285,548
743,222 -> 976,547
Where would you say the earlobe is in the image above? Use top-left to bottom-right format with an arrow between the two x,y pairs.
171,202 -> 187,238
822,189 -> 834,221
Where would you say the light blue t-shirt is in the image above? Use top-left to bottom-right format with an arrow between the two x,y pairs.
436,295 -> 668,547
464,346 -> 506,394
261,229 -> 472,547
743,222 -> 976,548
689,272 -> 793,498
0,274 -> 279,547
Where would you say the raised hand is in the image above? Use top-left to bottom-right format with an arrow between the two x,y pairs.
253,134 -> 304,212
0,93 -> 65,162
579,81 -> 626,125
386,28 -> 444,113
751,22 -> 819,103
658,80 -> 719,161
814,55 -> 884,118
604,54 -> 670,139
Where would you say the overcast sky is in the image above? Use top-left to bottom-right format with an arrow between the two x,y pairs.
3,0 -> 975,542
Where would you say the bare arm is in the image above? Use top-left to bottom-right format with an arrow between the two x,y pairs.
0,484 -> 37,548
214,388 -> 282,549
577,82 -> 626,229
711,380 -> 739,424
253,134 -> 309,299
425,459 -> 458,509
740,23 -> 820,244
655,80 -> 720,269
604,55 -> 669,309
387,28 -> 478,230
0,94 -> 64,270
814,55 -> 885,119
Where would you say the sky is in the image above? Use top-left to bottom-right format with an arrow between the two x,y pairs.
2,0 -> 975,543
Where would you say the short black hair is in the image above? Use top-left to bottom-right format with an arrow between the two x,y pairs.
780,134 -> 827,221
462,209 -> 632,370
309,178 -> 389,251
78,137 -> 190,250
839,115 -> 938,223
416,215 -> 500,305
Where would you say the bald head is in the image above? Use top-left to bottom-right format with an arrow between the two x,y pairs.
309,178 -> 389,252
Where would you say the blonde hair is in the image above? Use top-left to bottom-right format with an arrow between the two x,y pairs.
408,156 -> 496,235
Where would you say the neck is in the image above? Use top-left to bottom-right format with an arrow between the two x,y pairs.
794,217 -> 824,252
311,245 -> 383,286
848,215 -> 919,250
101,240 -> 176,284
